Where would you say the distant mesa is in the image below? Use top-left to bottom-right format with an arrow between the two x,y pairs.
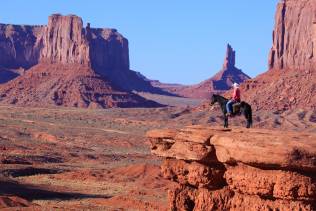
152,44 -> 251,99
0,14 -> 165,108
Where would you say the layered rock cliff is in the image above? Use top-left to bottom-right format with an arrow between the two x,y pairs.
152,44 -> 250,99
147,125 -> 316,210
0,24 -> 43,69
0,14 -> 163,108
242,0 -> 316,111
0,14 -> 164,96
0,14 -> 129,72
269,0 -> 316,71
40,14 -> 90,65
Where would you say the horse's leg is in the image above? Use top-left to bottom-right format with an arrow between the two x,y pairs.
224,116 -> 228,128
246,118 -> 250,128
244,106 -> 252,128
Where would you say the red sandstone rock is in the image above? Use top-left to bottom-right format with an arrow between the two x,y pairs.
150,139 -> 214,161
40,14 -> 90,65
210,130 -> 316,171
175,126 -> 231,144
0,14 -> 164,108
193,188 -> 234,211
168,185 -> 196,211
169,186 -> 314,211
0,196 -> 32,208
146,129 -> 178,140
0,14 -> 129,73
149,125 -> 316,210
225,163 -> 316,200
0,63 -> 161,108
0,24 -> 43,69
241,0 -> 316,111
230,192 -> 314,211
148,126 -> 316,171
269,0 -> 316,71
161,159 -> 225,189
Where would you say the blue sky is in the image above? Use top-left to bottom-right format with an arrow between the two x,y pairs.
1,0 -> 278,85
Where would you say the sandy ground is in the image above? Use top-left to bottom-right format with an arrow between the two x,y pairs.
0,105 -> 315,210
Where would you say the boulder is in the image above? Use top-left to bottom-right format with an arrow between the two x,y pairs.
168,185 -> 196,211
161,159 -> 226,189
151,140 -> 215,162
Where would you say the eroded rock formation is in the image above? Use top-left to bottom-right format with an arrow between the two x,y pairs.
0,14 -> 165,97
0,14 -> 165,108
242,0 -> 316,111
147,125 -> 316,210
0,24 -> 43,69
40,14 -> 90,65
211,44 -> 250,91
152,44 -> 250,99
0,14 -> 129,72
269,0 -> 316,71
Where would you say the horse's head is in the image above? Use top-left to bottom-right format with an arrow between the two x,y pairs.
210,94 -> 217,105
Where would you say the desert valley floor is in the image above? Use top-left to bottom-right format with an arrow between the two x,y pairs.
0,104 -> 316,210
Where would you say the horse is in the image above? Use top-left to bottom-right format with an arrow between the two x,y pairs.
210,94 -> 252,128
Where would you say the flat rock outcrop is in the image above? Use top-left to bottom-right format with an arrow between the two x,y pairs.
147,125 -> 316,210
152,44 -> 251,99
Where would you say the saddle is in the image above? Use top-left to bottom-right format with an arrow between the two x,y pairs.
232,103 -> 241,115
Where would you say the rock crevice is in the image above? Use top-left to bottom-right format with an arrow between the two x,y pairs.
269,0 -> 316,71
147,125 -> 316,210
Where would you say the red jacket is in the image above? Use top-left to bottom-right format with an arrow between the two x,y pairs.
232,88 -> 241,102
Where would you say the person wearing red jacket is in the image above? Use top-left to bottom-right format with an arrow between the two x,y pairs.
226,83 -> 241,116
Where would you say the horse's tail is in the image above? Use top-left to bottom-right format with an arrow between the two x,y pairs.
241,102 -> 253,128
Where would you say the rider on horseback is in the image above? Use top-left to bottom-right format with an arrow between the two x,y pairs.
226,82 -> 241,116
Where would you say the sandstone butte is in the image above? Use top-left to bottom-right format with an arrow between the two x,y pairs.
151,44 -> 251,99
146,125 -> 316,210
241,0 -> 316,111
0,14 -> 165,108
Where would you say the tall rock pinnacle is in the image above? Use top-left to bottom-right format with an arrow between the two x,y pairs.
223,44 -> 236,70
151,44 -> 251,99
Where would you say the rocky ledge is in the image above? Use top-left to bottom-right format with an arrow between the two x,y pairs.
146,126 -> 316,210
